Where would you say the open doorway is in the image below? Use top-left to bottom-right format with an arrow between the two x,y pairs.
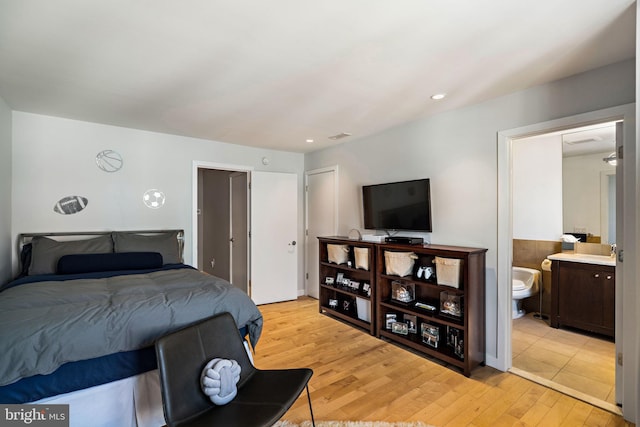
510,121 -> 618,410
197,167 -> 249,293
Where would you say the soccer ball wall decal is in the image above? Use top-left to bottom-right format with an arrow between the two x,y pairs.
143,189 -> 166,209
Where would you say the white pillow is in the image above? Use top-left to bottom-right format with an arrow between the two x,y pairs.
200,358 -> 241,405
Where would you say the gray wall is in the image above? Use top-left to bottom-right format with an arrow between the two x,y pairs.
305,58 -> 635,367
10,112 -> 305,282
0,96 -> 11,284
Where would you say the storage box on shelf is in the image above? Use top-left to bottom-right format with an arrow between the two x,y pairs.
318,237 -> 377,335
376,242 -> 487,376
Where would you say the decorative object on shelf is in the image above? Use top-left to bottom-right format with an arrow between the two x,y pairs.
421,323 -> 440,348
416,265 -> 435,280
414,301 -> 437,312
95,149 -> 123,172
335,272 -> 345,286
385,313 -> 397,329
348,280 -> 361,292
362,282 -> 371,297
329,299 -> 338,309
354,247 -> 370,270
392,321 -> 409,335
356,297 -> 371,322
143,189 -> 166,209
325,277 -> 335,286
342,298 -> 354,314
327,244 -> 350,264
440,291 -> 462,317
53,195 -> 88,215
347,228 -> 362,240
435,257 -> 462,288
404,314 -> 417,333
446,326 -> 464,359
391,281 -> 415,303
384,251 -> 418,277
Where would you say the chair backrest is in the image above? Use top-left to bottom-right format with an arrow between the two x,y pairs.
155,312 -> 256,426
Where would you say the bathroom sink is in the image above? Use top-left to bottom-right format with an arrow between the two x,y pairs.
547,252 -> 615,266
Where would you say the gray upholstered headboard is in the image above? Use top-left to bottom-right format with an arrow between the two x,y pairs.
17,229 -> 185,272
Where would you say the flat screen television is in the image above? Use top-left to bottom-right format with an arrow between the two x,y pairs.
362,178 -> 432,232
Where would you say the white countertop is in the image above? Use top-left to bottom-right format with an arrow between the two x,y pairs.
547,252 -> 616,267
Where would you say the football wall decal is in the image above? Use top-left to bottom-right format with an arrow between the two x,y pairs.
54,196 -> 88,215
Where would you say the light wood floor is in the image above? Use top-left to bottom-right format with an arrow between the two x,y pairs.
253,297 -> 631,426
512,313 -> 616,405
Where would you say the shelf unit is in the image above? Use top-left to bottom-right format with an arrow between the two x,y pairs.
318,237 -> 377,335
376,242 -> 487,377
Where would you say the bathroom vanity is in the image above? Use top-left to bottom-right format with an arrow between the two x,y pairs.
548,253 -> 615,338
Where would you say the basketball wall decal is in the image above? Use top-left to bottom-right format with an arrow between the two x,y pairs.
143,189 -> 166,209
96,150 -> 123,172
54,196 -> 88,215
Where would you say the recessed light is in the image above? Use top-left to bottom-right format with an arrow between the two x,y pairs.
306,139 -> 314,143
431,93 -> 446,100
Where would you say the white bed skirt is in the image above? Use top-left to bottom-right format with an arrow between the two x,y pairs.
31,341 -> 254,427
34,369 -> 165,427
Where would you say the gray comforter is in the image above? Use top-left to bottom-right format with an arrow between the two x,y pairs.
0,267 -> 263,386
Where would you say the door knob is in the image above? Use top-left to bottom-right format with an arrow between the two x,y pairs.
289,241 -> 297,246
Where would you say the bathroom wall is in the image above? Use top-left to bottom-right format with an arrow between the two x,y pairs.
512,239 -> 561,315
512,134 -> 563,241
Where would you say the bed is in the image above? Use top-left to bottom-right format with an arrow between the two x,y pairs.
0,230 -> 263,427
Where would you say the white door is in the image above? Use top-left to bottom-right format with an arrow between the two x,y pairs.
250,171 -> 298,305
305,167 -> 338,298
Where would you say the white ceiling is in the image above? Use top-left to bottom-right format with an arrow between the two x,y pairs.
0,1 -> 635,153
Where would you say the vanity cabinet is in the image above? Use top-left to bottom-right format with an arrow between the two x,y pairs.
550,260 -> 615,338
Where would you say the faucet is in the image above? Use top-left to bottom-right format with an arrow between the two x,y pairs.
611,244 -> 617,258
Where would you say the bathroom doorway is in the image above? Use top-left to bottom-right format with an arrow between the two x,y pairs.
497,104 -> 633,415
510,121 -> 618,411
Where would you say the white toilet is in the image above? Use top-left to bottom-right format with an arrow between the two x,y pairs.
512,266 -> 541,319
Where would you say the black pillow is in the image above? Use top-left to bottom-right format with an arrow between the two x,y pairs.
57,252 -> 163,275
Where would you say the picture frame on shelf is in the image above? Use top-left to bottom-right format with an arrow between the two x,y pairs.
362,282 -> 371,297
325,276 -> 335,286
404,314 -> 417,334
328,298 -> 338,309
421,322 -> 440,348
385,313 -> 397,329
392,321 -> 409,336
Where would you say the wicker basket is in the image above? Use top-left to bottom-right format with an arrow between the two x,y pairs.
384,251 -> 418,277
327,244 -> 349,264
354,247 -> 369,270
435,257 -> 462,288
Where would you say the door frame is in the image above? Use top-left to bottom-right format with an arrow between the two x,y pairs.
304,165 -> 339,297
496,103 -> 635,417
192,161 -> 253,271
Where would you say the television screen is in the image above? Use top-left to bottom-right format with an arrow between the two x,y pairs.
362,179 -> 432,232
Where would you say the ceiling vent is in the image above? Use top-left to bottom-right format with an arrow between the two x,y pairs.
328,132 -> 352,140
562,135 -> 602,145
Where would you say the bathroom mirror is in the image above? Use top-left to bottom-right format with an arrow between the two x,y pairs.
561,123 -> 617,244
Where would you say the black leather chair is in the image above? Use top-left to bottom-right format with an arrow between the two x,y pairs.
155,312 -> 315,427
